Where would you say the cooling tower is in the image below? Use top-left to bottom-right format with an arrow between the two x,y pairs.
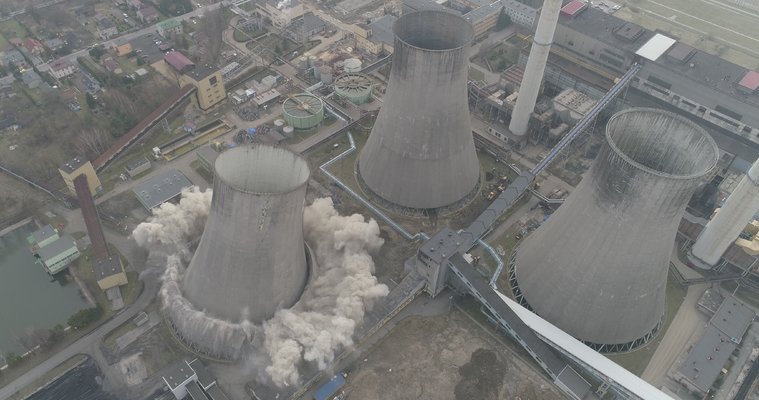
510,109 -> 718,351
691,159 -> 759,267
509,0 -> 562,137
358,10 -> 480,210
182,145 -> 310,323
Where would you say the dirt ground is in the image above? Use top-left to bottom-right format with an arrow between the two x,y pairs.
343,311 -> 564,400
0,173 -> 48,227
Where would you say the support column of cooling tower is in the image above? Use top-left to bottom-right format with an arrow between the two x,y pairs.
173,145 -> 311,358
508,0 -> 563,137
691,160 -> 759,267
358,10 -> 480,209
510,109 -> 718,352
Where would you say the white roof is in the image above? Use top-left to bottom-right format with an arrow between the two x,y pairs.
635,33 -> 676,61
495,291 -> 674,400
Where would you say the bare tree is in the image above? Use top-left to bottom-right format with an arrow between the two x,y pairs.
195,7 -> 227,64
74,128 -> 113,158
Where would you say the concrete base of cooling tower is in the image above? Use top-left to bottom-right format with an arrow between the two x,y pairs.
165,244 -> 318,362
356,165 -> 482,218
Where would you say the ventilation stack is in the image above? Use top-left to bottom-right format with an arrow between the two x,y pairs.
691,159 -> 759,267
508,0 -> 563,137
510,109 -> 718,352
358,10 -> 480,209
181,144 -> 310,326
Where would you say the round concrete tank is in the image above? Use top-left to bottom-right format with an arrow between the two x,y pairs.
334,73 -> 373,104
510,109 -> 719,352
358,10 -> 480,209
283,125 -> 294,137
282,93 -> 324,129
179,145 -> 310,350
343,58 -> 362,73
274,118 -> 286,131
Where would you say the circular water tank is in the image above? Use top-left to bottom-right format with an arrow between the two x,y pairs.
343,58 -> 362,73
274,119 -> 286,131
283,126 -> 295,137
334,73 -> 373,105
320,66 -> 333,84
282,93 -> 324,129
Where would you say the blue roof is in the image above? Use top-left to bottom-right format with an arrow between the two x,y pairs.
313,374 -> 345,400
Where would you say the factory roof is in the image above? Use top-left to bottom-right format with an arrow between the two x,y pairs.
710,295 -> 755,341
464,2 -> 501,24
28,225 -> 58,245
188,359 -> 216,390
401,0 -> 451,13
162,360 -> 196,390
60,155 -> 89,173
73,175 -> 109,259
367,14 -> 396,47
186,381 -> 207,400
205,385 -> 230,400
739,70 -> 759,92
560,0 -> 586,17
666,42 -> 696,64
635,33 -> 676,62
314,374 -> 345,400
185,64 -> 219,81
133,169 -> 192,210
678,326 -> 736,393
36,235 -> 77,261
125,157 -> 150,172
164,51 -> 194,72
93,255 -> 124,280
558,6 -> 652,52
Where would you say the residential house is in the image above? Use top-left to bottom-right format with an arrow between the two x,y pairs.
21,69 -> 42,88
157,19 -> 182,37
97,19 -> 118,40
137,5 -> 159,23
48,58 -> 77,79
44,38 -> 65,52
102,56 -> 122,74
1,49 -> 27,68
24,38 -> 45,55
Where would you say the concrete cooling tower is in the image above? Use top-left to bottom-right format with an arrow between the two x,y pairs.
358,10 -> 480,210
177,145 -> 310,353
509,109 -> 718,352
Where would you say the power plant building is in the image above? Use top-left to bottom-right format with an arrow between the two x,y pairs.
171,145 -> 310,359
510,109 -> 719,352
359,10 -> 480,210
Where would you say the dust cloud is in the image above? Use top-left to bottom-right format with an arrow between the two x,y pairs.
133,191 -> 388,387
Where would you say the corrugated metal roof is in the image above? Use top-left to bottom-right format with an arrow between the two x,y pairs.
164,51 -> 194,72
560,0 -> 586,17
635,33 -> 676,61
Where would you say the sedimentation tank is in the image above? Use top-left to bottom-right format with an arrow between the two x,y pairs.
282,93 -> 324,129
174,145 -> 310,357
358,10 -> 480,209
334,73 -> 373,105
510,109 -> 719,352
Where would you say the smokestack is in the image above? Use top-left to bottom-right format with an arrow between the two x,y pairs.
358,10 -> 480,209
179,145 -> 310,332
508,0 -> 563,137
691,160 -> 759,267
510,109 -> 718,351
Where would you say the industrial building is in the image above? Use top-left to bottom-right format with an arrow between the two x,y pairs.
359,10 -> 480,210
352,15 -> 396,55
59,156 -> 101,197
170,145 -> 310,359
124,157 -> 151,178
94,256 -> 128,291
281,93 -> 325,129
35,235 -> 80,275
179,66 -> 227,111
510,109 -> 719,352
27,225 -> 59,249
133,170 -> 192,211
334,73 -> 373,104
162,359 -> 229,400
255,0 -> 305,29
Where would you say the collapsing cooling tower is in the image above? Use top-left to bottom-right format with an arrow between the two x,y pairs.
182,145 -> 310,323
358,10 -> 480,210
510,109 -> 718,352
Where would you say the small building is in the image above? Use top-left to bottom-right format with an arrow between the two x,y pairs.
464,3 -> 501,39
59,156 -> 102,197
97,19 -> 119,40
256,0 -> 305,29
102,56 -> 122,74
2,49 -> 28,69
125,157 -> 151,177
27,225 -> 60,249
48,58 -> 77,79
180,65 -> 226,110
137,5 -> 159,23
157,18 -> 183,37
738,70 -> 759,95
162,360 -> 197,400
21,70 -> 42,89
164,51 -> 195,73
133,169 -> 192,210
163,359 -> 230,400
252,88 -> 281,107
94,255 -> 128,290
196,145 -> 219,173
36,235 -> 80,275
353,15 -> 396,55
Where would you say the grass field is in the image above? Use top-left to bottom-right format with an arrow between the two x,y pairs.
616,0 -> 759,68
